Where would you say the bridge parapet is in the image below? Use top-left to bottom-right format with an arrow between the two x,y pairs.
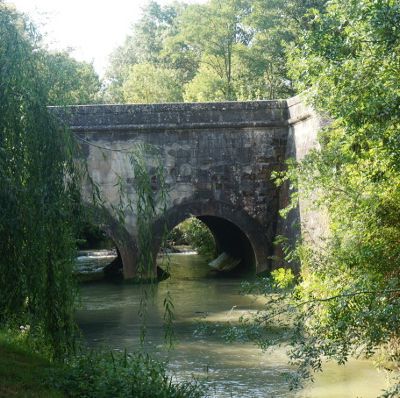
50,100 -> 288,132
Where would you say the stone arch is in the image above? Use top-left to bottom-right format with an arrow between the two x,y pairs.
82,204 -> 138,279
151,199 -> 272,275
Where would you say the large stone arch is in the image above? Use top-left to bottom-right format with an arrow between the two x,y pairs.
151,199 -> 272,275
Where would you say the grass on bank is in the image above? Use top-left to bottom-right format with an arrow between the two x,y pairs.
0,331 -> 205,398
0,334 -> 63,398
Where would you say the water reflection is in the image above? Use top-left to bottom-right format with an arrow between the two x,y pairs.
76,253 -> 388,398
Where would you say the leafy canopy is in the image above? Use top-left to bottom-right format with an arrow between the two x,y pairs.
280,0 -> 400,391
41,51 -> 101,105
122,63 -> 183,103
104,0 -> 323,103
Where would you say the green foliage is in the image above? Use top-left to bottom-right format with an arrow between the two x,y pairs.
0,332 -> 205,398
242,0 -> 327,100
104,0 -> 326,103
272,0 -> 400,391
194,317 -> 277,348
122,63 -> 183,103
130,146 -> 169,278
76,221 -> 112,250
41,51 -> 101,105
172,0 -> 252,101
271,268 -> 295,289
183,62 -> 226,102
104,1 -> 187,103
172,218 -> 216,259
128,1 -> 181,65
0,4 -> 82,359
50,349 -> 205,398
0,332 -> 64,397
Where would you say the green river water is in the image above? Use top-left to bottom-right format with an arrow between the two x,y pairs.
76,252 -> 389,397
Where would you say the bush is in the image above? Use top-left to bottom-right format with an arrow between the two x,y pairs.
173,218 -> 216,258
49,349 -> 205,398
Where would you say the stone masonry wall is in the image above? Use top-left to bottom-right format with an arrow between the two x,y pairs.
274,96 -> 329,270
52,98 -> 324,278
52,101 -> 289,277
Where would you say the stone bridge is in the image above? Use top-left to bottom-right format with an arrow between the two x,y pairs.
52,96 -> 324,279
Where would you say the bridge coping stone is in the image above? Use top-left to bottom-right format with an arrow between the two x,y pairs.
50,100 -> 289,132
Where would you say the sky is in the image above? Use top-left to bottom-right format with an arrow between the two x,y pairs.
6,0 -> 204,77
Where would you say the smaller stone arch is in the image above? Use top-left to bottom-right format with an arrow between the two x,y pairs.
82,204 -> 138,279
151,199 -> 272,275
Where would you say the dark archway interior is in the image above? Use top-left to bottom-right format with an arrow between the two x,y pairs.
197,215 -> 256,275
76,221 -> 124,280
77,221 -> 115,250
153,200 -> 269,278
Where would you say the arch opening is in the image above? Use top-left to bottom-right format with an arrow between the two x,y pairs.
167,217 -> 216,258
157,214 -> 257,279
152,200 -> 271,279
76,205 -> 138,280
198,215 -> 256,276
76,221 -> 120,281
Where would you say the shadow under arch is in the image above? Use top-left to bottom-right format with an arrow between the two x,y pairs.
82,204 -> 138,279
151,199 -> 272,275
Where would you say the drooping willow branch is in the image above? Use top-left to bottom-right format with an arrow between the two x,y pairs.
253,287 -> 400,324
78,137 -> 174,345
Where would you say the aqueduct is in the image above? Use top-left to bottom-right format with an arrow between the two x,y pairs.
52,96 -> 325,279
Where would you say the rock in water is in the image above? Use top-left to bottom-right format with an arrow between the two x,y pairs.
208,252 -> 241,272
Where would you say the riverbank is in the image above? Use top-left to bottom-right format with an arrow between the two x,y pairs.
0,331 -> 205,398
0,336 -> 63,398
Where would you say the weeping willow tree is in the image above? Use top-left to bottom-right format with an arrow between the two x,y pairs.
0,5 -> 81,358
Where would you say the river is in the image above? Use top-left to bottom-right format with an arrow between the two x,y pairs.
76,252 -> 389,397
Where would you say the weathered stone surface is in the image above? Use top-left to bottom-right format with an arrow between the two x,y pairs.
51,98 -> 322,279
274,95 -> 330,272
